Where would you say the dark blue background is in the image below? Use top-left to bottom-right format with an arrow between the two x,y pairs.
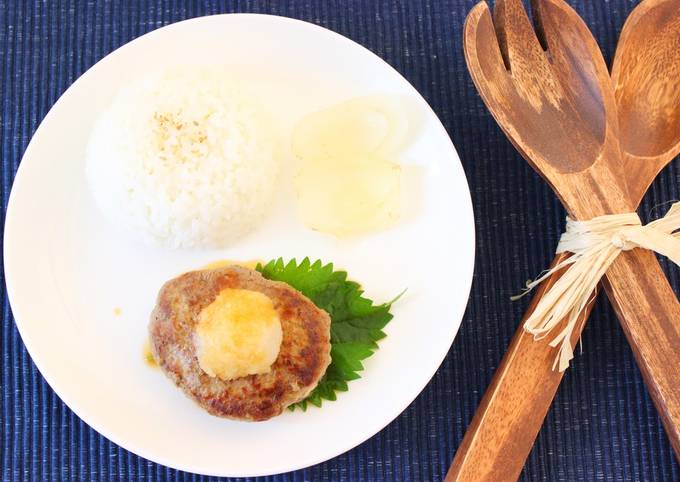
2,1 -> 679,480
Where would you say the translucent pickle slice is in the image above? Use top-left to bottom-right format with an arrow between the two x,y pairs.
292,95 -> 411,236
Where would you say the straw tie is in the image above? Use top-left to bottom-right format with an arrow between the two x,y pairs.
515,202 -> 680,371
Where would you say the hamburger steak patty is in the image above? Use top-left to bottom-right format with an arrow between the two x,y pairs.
149,265 -> 332,421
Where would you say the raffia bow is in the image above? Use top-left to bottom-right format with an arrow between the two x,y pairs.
515,202 -> 680,372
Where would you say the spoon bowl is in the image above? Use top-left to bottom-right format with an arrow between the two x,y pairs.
612,0 -> 680,200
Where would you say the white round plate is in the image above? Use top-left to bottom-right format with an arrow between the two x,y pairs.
4,14 -> 474,477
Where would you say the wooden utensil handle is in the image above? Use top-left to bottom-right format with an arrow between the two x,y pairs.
446,248 -> 680,482
603,248 -> 680,457
445,252 -> 591,482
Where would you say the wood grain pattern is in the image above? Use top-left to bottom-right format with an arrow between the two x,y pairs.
611,0 -> 680,200
446,252 -> 591,482
612,0 -> 680,163
449,0 -> 680,480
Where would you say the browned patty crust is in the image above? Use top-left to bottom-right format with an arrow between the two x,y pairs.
149,265 -> 332,421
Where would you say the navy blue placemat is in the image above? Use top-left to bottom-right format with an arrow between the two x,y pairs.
1,1 -> 679,480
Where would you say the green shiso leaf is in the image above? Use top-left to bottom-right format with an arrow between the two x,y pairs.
257,257 -> 397,409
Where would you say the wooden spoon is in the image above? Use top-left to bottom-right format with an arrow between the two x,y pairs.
447,1 -> 680,480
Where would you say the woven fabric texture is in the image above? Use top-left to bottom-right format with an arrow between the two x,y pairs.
1,1 -> 679,481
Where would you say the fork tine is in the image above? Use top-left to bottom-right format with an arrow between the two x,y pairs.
464,2 -> 510,76
493,0 -> 547,73
531,0 -> 614,128
492,0 -> 560,110
464,2 -> 541,166
531,0 -> 606,72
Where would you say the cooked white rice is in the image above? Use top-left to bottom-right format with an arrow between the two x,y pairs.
86,68 -> 279,248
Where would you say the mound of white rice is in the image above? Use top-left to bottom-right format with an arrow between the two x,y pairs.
86,68 -> 279,248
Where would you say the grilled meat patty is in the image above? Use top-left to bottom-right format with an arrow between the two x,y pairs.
149,265 -> 332,421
